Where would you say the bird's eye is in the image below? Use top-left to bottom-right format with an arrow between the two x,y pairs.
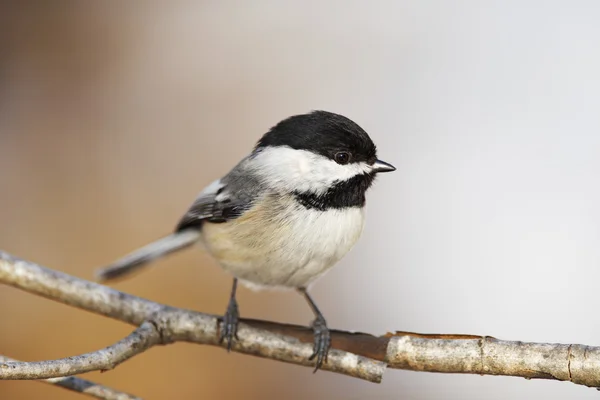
334,151 -> 351,165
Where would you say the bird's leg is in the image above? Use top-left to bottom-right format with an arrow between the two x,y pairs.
298,288 -> 331,372
219,278 -> 239,351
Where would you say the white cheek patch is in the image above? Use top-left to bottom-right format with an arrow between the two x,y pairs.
298,155 -> 311,175
250,146 -> 372,193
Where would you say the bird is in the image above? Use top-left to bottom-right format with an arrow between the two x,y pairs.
95,110 -> 396,371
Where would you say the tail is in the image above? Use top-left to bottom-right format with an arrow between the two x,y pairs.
95,229 -> 201,282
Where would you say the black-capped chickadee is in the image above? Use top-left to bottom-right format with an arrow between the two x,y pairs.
95,110 -> 395,370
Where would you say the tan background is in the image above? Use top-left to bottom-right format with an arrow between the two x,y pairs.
2,1 -> 600,399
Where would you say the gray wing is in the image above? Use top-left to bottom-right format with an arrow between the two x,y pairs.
175,166 -> 263,232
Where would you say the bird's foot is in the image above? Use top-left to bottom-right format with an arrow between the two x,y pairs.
218,297 -> 239,351
308,314 -> 331,372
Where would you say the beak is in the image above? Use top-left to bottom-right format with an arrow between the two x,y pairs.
372,159 -> 396,173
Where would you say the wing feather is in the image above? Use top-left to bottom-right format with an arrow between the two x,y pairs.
175,178 -> 252,231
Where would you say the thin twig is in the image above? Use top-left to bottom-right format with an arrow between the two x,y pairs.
0,355 -> 141,400
0,322 -> 160,380
1,250 -> 600,391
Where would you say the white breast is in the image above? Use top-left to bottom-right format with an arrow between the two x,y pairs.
199,195 -> 366,290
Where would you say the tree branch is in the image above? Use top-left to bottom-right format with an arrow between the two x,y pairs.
1,250 -> 599,393
0,355 -> 141,400
0,250 -> 386,383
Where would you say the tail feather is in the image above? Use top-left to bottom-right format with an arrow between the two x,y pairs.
95,229 -> 200,282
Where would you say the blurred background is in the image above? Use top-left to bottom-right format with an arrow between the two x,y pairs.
1,1 -> 600,399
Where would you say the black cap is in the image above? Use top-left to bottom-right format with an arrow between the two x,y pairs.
256,110 -> 378,165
